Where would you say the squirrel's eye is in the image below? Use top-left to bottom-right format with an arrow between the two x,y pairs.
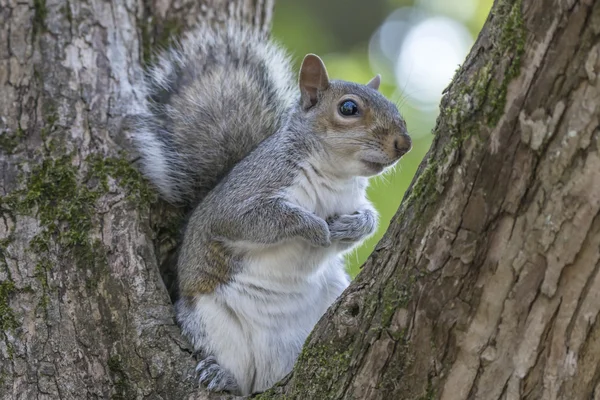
339,100 -> 359,116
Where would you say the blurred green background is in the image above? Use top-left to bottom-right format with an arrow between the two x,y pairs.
272,0 -> 493,277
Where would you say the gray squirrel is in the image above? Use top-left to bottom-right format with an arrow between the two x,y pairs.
134,22 -> 411,395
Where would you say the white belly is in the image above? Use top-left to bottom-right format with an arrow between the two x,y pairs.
198,247 -> 349,393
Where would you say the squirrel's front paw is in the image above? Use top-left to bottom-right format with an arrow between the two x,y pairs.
328,209 -> 377,243
196,356 -> 239,393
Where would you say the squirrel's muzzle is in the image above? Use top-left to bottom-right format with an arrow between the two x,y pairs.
394,133 -> 412,158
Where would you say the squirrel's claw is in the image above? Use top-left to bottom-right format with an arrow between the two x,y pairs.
196,356 -> 240,394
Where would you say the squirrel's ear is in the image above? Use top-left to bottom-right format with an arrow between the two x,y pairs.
299,54 -> 330,109
367,74 -> 381,91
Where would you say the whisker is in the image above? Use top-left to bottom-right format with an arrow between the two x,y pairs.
374,173 -> 390,186
325,138 -> 379,147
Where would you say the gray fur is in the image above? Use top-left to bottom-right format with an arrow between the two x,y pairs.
134,23 -> 296,204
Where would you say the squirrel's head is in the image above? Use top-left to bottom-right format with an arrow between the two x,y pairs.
298,54 -> 411,177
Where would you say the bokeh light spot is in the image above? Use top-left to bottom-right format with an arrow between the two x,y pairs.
395,16 -> 472,106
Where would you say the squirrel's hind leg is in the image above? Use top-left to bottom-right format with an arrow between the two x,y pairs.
176,295 -> 252,395
196,356 -> 240,393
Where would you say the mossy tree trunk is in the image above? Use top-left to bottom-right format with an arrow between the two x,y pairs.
0,0 -> 272,398
264,0 -> 600,399
2,0 -> 599,399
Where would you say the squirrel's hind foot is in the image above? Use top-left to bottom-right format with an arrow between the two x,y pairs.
196,356 -> 240,393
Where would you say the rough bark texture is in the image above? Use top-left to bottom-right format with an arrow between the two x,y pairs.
0,0 -> 272,399
2,0 -> 599,399
263,0 -> 600,399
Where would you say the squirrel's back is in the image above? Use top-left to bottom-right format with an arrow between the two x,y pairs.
134,23 -> 296,204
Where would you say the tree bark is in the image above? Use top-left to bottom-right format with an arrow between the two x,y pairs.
2,0 -> 599,399
0,0 -> 272,399
264,0 -> 600,399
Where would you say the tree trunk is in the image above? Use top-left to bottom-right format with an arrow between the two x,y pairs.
0,0 -> 272,399
2,0 -> 599,399
264,0 -> 600,399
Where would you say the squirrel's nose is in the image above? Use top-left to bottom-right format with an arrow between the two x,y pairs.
394,134 -> 412,157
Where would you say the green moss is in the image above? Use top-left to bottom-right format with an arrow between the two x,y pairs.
34,258 -> 51,310
444,0 -> 524,129
254,388 -> 285,400
419,374 -> 436,400
6,341 -> 14,360
140,18 -> 153,67
380,273 -> 418,331
33,261 -> 49,291
0,233 -> 14,265
487,0 -> 525,127
404,158 -> 438,212
60,3 -> 73,25
140,16 -> 183,66
32,0 -> 47,38
472,64 -> 492,108
4,151 -> 150,271
1,150 -> 151,312
107,355 -> 134,400
3,154 -> 102,308
40,111 -> 58,147
0,127 -> 25,154
155,19 -> 183,51
283,343 -> 352,399
87,155 -> 155,207
0,280 -> 18,333
8,155 -> 99,248
0,222 -> 17,336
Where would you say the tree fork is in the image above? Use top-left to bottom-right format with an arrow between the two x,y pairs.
1,0 -> 599,399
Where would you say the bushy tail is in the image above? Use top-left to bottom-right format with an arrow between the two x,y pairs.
134,23 -> 296,205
